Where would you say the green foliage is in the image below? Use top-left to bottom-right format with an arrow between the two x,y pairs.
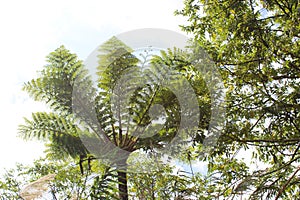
128,163 -> 193,200
177,0 -> 300,199
13,0 -> 300,198
0,158 -> 119,199
19,37 -> 212,199
20,46 -> 93,159
19,112 -> 88,159
0,164 -> 24,200
23,45 -> 92,115
18,44 -> 125,198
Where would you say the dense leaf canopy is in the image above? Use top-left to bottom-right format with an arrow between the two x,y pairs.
176,0 -> 300,199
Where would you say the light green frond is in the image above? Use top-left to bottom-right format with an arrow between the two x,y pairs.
18,112 -> 88,158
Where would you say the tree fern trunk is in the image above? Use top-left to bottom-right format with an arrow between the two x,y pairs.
116,154 -> 129,200
117,170 -> 128,200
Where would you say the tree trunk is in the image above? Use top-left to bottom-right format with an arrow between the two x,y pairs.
116,153 -> 129,200
117,170 -> 128,200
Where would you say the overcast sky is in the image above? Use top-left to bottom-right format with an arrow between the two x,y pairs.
0,0 -> 191,172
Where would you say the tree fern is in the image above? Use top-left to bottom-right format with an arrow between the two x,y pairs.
19,38 -> 211,199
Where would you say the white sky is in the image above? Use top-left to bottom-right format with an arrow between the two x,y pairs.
0,0 -> 189,172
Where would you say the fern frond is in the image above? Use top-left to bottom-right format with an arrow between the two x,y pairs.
23,46 -> 94,115
18,112 -> 88,158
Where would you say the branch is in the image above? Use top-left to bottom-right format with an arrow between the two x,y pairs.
237,138 -> 300,144
274,166 -> 300,200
